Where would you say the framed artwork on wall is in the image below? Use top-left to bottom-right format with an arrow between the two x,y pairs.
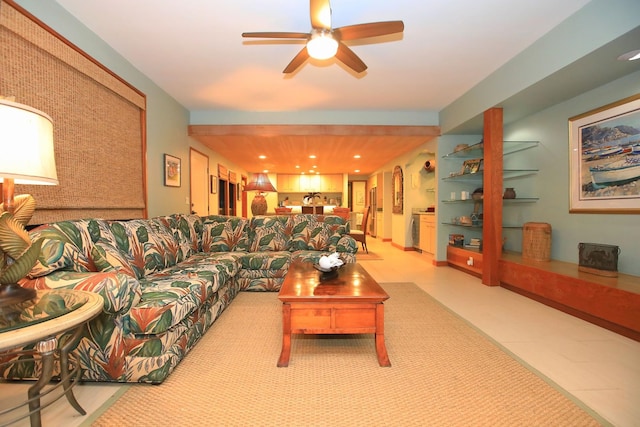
569,93 -> 640,213
164,154 -> 181,187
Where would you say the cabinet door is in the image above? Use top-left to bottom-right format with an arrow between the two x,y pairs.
300,175 -> 320,192
277,174 -> 299,192
419,216 -> 435,254
320,174 -> 343,192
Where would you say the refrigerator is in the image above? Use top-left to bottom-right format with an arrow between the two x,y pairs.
369,187 -> 377,237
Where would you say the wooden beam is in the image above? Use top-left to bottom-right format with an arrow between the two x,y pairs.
482,108 -> 503,286
188,124 -> 440,137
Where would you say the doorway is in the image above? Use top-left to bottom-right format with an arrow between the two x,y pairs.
189,148 -> 209,216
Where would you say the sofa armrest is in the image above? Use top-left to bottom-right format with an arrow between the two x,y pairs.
20,271 -> 142,315
333,235 -> 358,254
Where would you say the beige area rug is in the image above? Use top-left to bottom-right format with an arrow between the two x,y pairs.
91,284 -> 602,427
355,251 -> 383,260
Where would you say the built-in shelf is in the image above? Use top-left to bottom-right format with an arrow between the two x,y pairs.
443,222 -> 525,229
443,169 -> 538,181
442,198 -> 538,203
441,140 -> 539,159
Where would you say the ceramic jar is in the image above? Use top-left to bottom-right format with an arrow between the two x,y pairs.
503,187 -> 516,199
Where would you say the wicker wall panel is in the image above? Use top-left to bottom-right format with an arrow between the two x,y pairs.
0,1 -> 146,224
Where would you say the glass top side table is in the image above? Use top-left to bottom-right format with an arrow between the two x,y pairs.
0,289 -> 103,427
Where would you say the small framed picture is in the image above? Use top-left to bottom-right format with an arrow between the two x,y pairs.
210,175 -> 217,194
462,158 -> 483,174
164,154 -> 181,187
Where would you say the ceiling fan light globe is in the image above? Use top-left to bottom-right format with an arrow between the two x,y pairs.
307,32 -> 338,60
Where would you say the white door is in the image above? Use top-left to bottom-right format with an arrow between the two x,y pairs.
190,149 -> 209,216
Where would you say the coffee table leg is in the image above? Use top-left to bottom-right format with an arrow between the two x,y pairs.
277,303 -> 291,367
375,304 -> 391,367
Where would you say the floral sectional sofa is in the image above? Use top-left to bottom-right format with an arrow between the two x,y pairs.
4,214 -> 357,384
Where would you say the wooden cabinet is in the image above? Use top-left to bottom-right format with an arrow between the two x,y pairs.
419,215 -> 435,254
278,174 -> 341,193
277,175 -> 300,192
299,175 -> 320,192
320,174 -> 343,192
447,246 -> 483,277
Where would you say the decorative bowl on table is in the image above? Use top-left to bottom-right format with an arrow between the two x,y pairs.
313,264 -> 341,280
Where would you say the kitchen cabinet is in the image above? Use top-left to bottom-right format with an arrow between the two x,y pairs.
277,174 -> 300,192
299,175 -> 321,192
419,214 -> 435,254
320,174 -> 343,192
278,174 -> 343,193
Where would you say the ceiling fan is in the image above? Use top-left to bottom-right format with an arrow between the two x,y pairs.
242,0 -> 404,74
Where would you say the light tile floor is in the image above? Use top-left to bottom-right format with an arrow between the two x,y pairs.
1,237 -> 638,426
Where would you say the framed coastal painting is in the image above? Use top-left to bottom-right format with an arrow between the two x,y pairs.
164,154 -> 181,187
569,94 -> 640,213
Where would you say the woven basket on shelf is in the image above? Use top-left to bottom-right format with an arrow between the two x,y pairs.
522,222 -> 551,261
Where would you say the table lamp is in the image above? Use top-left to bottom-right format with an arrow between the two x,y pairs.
244,173 -> 277,216
0,99 -> 58,307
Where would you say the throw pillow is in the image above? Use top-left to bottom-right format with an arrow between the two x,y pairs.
91,241 -> 140,279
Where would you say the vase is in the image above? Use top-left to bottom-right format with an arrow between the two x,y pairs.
503,187 -> 516,199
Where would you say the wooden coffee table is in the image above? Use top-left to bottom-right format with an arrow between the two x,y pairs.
277,261 -> 391,367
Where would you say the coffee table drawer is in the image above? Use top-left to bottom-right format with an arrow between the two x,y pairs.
290,303 -> 377,333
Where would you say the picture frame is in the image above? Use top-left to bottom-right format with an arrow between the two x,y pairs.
210,175 -> 217,194
462,158 -> 483,175
569,94 -> 640,213
164,154 -> 181,187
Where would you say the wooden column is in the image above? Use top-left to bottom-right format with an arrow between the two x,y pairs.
482,108 -> 503,286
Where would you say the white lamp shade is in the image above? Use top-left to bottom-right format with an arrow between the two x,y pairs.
0,99 -> 58,185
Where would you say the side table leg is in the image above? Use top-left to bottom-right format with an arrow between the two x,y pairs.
59,326 -> 87,414
375,303 -> 391,367
277,303 -> 291,367
28,338 -> 57,427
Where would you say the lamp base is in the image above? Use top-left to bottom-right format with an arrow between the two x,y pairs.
0,283 -> 37,309
251,194 -> 268,216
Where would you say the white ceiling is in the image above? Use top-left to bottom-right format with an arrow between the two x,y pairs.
55,0 -> 592,113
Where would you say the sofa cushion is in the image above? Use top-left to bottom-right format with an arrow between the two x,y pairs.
238,251 -> 290,271
128,274 -> 208,335
28,219 -> 115,277
287,214 -> 346,252
91,241 -> 140,279
249,216 -> 292,252
109,220 -> 175,277
151,214 -> 203,261
201,215 -> 250,252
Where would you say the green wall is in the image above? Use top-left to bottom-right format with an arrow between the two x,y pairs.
502,70 -> 640,276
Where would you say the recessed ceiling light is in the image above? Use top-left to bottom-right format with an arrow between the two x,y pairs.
258,155 -> 266,159
295,165 -> 300,168
618,49 -> 640,61
312,165 -> 317,168
355,169 -> 360,173
263,169 -> 269,173
354,155 -> 361,159
309,155 -> 316,159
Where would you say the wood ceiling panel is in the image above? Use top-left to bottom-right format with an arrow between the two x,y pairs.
189,125 -> 439,175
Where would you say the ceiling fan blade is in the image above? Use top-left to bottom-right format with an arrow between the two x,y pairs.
310,0 -> 332,30
333,21 -> 404,41
335,42 -> 367,73
242,32 -> 310,39
283,47 -> 310,74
